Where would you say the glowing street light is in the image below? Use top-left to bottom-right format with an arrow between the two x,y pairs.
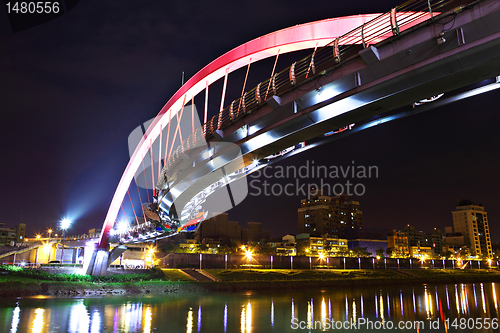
60,218 -> 72,265
47,229 -> 52,241
148,247 -> 156,267
61,218 -> 71,230
36,234 -> 41,239
245,250 -> 253,268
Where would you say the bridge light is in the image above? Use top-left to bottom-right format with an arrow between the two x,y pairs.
117,222 -> 129,234
436,32 -> 446,45
315,85 -> 339,104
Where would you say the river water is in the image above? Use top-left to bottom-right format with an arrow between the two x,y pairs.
1,282 -> 499,332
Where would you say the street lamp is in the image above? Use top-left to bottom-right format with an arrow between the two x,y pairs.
245,250 -> 253,268
60,218 -> 72,265
47,229 -> 52,241
148,247 -> 156,267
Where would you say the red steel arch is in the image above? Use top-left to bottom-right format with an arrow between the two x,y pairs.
99,14 -> 388,248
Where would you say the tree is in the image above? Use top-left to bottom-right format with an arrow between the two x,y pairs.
192,244 -> 208,253
163,243 -> 179,253
457,247 -> 471,259
351,247 -> 371,258
386,247 -> 393,257
441,250 -> 454,259
254,245 -> 276,255
335,248 -> 350,257
216,244 -> 233,255
376,247 -> 385,258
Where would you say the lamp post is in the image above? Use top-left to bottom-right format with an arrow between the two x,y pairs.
60,219 -> 71,265
245,250 -> 253,269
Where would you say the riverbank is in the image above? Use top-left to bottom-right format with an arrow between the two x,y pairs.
199,268 -> 500,292
2,268 -> 500,297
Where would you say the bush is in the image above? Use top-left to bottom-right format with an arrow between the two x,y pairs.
0,265 -> 164,283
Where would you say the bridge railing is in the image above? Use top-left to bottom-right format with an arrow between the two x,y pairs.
163,0 -> 472,173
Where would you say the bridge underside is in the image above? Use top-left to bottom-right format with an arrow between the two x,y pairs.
157,0 -> 500,233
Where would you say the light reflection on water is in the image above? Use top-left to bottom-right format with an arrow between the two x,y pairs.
9,304 -> 19,333
0,282 -> 499,332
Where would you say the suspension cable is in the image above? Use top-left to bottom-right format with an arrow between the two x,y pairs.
163,110 -> 172,169
119,202 -> 128,225
149,139 -> 155,197
191,97 -> 195,134
177,95 -> 187,144
141,156 -> 150,203
127,188 -> 139,226
265,50 -> 280,100
157,124 -> 162,180
204,81 -> 208,124
167,96 -> 187,161
133,173 -> 147,223
237,58 -> 252,114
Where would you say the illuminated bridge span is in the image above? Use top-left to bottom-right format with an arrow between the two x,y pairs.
85,0 -> 500,275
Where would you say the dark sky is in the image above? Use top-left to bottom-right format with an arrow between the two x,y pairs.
1,0 -> 499,241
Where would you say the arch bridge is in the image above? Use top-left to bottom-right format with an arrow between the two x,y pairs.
85,0 -> 500,275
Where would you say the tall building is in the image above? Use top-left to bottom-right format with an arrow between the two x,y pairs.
194,213 -> 241,244
298,189 -> 363,237
387,229 -> 409,257
295,233 -> 348,256
0,223 -> 26,246
389,226 -> 446,257
403,225 -> 422,247
345,226 -> 388,257
242,222 -> 270,244
452,200 -> 492,258
423,228 -> 445,254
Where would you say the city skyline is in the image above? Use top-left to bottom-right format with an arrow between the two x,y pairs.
1,0 -> 499,241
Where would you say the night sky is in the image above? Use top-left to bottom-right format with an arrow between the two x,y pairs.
1,0 -> 499,241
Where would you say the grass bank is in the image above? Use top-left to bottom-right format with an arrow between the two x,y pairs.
198,268 -> 500,292
0,265 -> 194,297
2,266 -> 500,297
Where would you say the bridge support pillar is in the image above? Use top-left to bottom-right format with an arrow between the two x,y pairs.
84,244 -> 128,276
84,244 -> 110,276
